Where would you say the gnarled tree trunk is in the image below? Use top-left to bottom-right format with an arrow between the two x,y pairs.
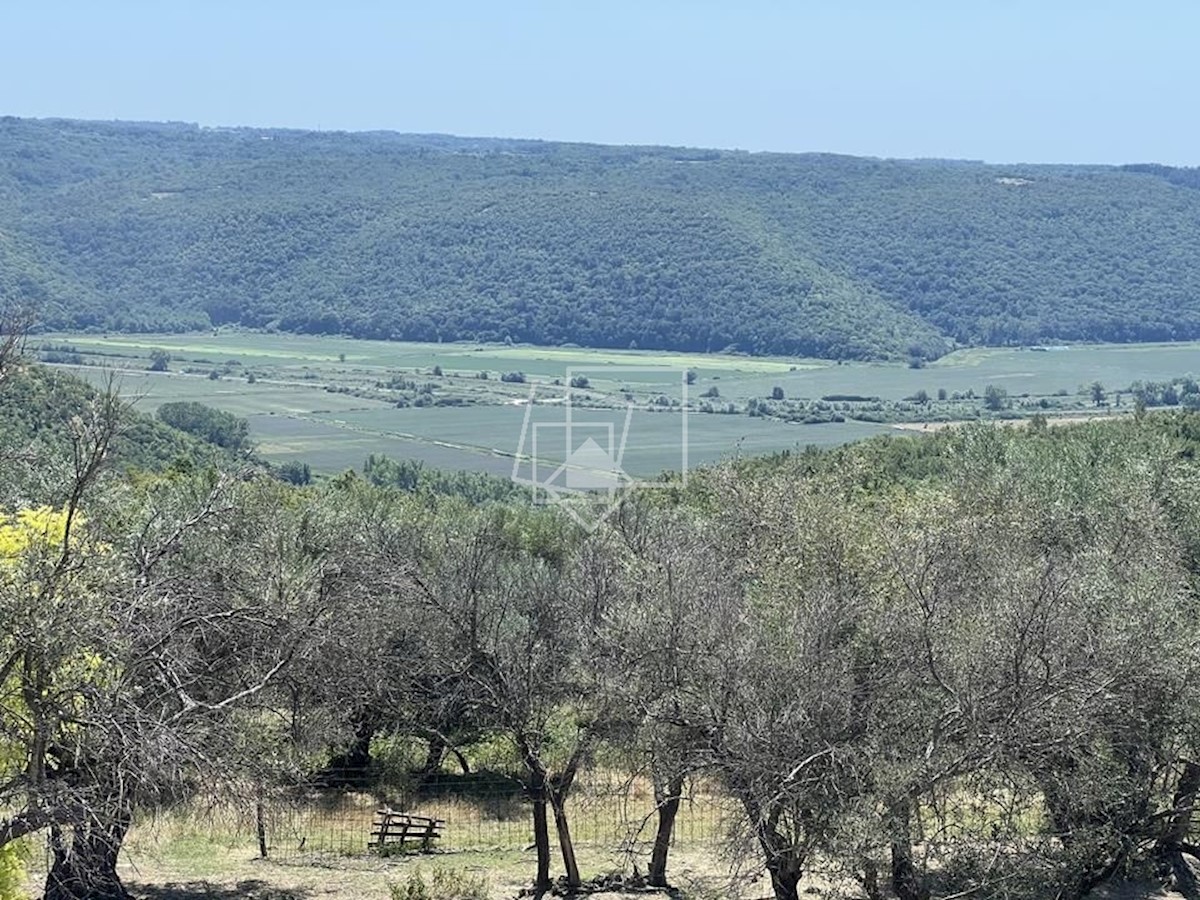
323,715 -> 378,787
419,735 -> 446,774
1159,760 -> 1200,851
887,797 -> 929,900
751,813 -> 804,900
1156,760 -> 1200,892
760,840 -> 803,900
44,808 -> 133,900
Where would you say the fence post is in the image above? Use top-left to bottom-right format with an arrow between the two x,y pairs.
256,784 -> 269,859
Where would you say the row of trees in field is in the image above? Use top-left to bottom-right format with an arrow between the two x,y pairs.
4,331 -> 1200,899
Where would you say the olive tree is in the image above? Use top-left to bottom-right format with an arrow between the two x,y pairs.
279,479 -> 482,788
0,383 -> 343,898
413,503 -> 613,891
601,498 -> 744,888
664,467 -> 891,900
861,426 -> 1200,900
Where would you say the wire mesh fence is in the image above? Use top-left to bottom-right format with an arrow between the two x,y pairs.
230,769 -> 736,861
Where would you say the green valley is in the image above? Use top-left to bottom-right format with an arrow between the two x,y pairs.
36,331 -> 1200,477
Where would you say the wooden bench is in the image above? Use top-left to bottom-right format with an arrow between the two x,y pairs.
370,808 -> 445,853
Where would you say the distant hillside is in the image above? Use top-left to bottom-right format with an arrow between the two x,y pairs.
0,364 -> 217,476
2,117 -> 1200,360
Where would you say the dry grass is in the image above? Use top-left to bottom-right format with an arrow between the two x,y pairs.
21,818 -> 1185,900
20,781 -> 1184,899
23,835 -> 751,900
19,787 -> 751,900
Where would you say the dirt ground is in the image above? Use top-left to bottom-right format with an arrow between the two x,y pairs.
110,863 -> 1195,900
21,840 -> 1195,899
24,862 -> 1193,900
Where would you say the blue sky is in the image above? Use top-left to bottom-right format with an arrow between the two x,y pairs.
5,1 -> 1197,164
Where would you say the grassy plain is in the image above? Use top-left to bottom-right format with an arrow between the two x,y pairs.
40,331 -> 1200,477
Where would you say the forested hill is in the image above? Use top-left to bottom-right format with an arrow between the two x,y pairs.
3,117 -> 1200,360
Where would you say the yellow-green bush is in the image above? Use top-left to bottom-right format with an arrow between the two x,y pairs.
0,841 -> 29,900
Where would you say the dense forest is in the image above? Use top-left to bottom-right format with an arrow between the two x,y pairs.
5,321 -> 1200,900
3,118 -> 1200,359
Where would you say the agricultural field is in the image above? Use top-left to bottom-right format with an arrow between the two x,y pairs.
37,331 -> 1200,478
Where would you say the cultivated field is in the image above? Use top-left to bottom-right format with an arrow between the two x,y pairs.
39,331 -> 1200,477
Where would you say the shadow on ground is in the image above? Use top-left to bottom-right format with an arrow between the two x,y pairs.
128,880 -> 313,900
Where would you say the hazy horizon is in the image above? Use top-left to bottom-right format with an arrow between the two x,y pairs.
4,0 -> 1198,167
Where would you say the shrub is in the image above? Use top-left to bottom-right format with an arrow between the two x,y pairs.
390,867 -> 489,900
393,873 -> 429,900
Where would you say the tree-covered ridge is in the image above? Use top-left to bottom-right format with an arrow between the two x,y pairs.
3,117 -> 1200,358
0,364 -> 217,480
